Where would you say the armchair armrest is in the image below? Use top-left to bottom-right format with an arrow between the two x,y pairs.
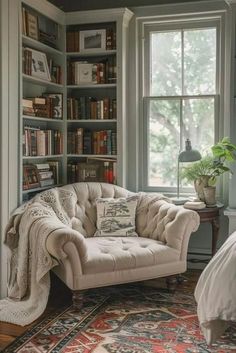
46,226 -> 88,273
136,195 -> 200,257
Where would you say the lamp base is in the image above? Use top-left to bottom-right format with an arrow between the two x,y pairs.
171,196 -> 189,205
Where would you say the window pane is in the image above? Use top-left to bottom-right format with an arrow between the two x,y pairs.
148,99 -> 180,187
184,28 -> 216,95
182,98 -> 215,153
181,98 -> 215,187
150,31 -> 181,96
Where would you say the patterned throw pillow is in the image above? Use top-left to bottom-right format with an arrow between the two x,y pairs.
95,196 -> 139,237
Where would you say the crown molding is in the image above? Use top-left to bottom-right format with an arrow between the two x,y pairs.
65,8 -> 133,25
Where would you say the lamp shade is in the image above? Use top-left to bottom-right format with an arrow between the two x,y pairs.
179,139 -> 201,162
171,139 -> 202,205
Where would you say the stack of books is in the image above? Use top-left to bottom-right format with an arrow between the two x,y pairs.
22,94 -> 63,119
22,99 -> 35,116
184,201 -> 206,210
35,163 -> 55,188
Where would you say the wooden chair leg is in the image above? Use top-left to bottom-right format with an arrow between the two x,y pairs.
176,274 -> 185,284
72,290 -> 83,309
166,275 -> 177,291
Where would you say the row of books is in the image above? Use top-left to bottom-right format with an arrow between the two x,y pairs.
67,97 -> 116,120
22,47 -> 62,84
67,129 -> 117,155
23,161 -> 60,191
67,159 -> 117,184
22,7 -> 58,49
48,59 -> 62,84
23,159 -> 117,192
67,57 -> 116,85
66,28 -> 116,52
23,127 -> 63,157
23,94 -> 63,119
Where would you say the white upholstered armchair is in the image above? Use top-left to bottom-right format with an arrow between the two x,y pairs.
45,182 -> 200,306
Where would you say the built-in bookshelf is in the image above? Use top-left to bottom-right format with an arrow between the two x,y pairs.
66,16 -> 118,186
19,1 -> 133,202
20,1 -> 65,202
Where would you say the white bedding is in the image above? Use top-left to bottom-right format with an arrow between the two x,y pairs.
194,231 -> 236,344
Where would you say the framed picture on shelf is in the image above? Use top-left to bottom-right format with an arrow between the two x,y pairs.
43,93 -> 63,118
27,48 -> 51,81
26,12 -> 38,40
80,29 -> 106,52
78,63 -> 95,84
78,163 -> 100,182
23,165 -> 40,190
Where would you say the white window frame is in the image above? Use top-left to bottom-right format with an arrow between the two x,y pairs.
138,14 -> 224,194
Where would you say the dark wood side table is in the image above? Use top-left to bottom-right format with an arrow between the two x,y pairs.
193,204 -> 224,257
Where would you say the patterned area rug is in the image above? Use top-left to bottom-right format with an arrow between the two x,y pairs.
3,284 -> 236,353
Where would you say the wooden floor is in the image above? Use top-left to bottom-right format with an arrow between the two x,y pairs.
0,270 -> 201,351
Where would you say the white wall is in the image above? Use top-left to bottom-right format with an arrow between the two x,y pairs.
127,0 -> 232,257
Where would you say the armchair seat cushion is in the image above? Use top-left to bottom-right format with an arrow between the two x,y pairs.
83,236 -> 180,274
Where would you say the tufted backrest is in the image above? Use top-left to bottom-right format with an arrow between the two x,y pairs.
135,194 -> 199,251
60,182 -> 134,237
54,182 -> 198,252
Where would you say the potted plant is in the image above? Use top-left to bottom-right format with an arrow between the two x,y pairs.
181,137 -> 236,205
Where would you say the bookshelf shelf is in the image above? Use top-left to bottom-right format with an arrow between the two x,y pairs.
22,183 -> 63,194
23,115 -> 64,122
66,50 -> 117,57
23,155 -> 63,160
68,154 -> 117,158
23,74 -> 63,88
67,119 -> 117,123
67,84 -> 116,89
22,35 -> 63,56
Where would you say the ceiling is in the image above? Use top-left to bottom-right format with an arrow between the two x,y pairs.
48,0 -> 209,12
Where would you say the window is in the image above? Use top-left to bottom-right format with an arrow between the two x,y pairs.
141,20 -> 219,192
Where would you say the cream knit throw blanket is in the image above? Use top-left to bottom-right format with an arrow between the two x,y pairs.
0,187 -> 77,326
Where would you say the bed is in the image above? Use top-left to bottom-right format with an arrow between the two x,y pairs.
194,231 -> 236,344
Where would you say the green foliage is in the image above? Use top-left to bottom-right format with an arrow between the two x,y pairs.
148,28 -> 216,187
181,137 -> 236,186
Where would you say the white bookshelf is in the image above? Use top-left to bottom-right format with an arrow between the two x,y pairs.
20,0 -> 65,202
23,155 -> 63,160
67,119 -> 117,123
22,74 -> 63,88
22,34 -> 63,56
67,50 -> 117,57
23,115 -> 64,123
68,154 -> 117,158
65,8 -> 133,186
19,1 -> 133,202
67,84 -> 117,89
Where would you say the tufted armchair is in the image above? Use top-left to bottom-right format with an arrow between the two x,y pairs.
46,182 -> 200,305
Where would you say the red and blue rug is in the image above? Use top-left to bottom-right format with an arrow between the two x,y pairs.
3,284 -> 236,352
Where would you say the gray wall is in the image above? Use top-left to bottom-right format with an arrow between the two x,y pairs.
48,0 -> 212,12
